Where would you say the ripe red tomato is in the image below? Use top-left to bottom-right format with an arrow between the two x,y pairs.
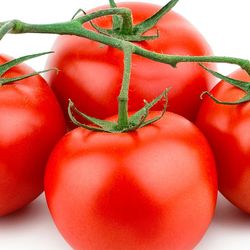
196,69 -> 250,213
45,112 -> 217,250
46,2 -> 214,126
0,54 -> 66,216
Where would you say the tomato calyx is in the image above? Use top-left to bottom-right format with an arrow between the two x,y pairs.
0,51 -> 57,86
68,89 -> 168,133
200,64 -> 250,105
71,0 -> 178,42
105,0 -> 179,42
68,42 -> 169,133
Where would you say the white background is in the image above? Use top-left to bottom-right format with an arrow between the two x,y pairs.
1,0 -> 250,249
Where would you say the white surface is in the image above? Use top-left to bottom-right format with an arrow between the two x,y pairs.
196,194 -> 250,250
1,194 -> 250,250
0,194 -> 70,250
1,0 -> 250,249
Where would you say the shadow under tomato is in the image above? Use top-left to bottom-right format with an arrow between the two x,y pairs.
0,193 -> 46,228
213,193 -> 250,228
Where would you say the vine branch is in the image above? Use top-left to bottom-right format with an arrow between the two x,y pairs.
0,11 -> 249,74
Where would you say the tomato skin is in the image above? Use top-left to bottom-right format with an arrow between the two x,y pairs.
0,55 -> 66,216
46,2 -> 214,126
45,112 -> 217,250
196,69 -> 250,213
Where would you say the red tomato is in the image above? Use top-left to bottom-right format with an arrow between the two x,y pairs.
196,69 -> 250,213
46,2 -> 214,126
45,112 -> 217,250
0,54 -> 66,216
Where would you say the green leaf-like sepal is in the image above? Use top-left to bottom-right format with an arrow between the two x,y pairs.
71,9 -> 116,38
90,21 -> 160,42
201,91 -> 250,105
109,0 -> 122,32
0,51 -> 54,86
0,68 -> 57,86
200,64 -> 250,105
71,9 -> 86,21
0,51 -> 53,77
68,99 -> 119,132
68,88 -> 169,133
133,0 -> 179,35
128,88 -> 169,130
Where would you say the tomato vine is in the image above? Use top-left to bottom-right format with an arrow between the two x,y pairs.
1,0 -> 250,131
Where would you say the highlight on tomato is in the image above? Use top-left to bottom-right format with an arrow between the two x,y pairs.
196,67 -> 250,213
0,52 -> 66,216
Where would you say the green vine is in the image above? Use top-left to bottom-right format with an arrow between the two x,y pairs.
0,7 -> 249,73
1,0 -> 250,132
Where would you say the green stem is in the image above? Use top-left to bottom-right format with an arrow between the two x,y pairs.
0,8 -> 249,75
135,49 -> 250,74
109,0 -> 122,31
0,21 -> 16,39
117,43 -> 133,129
0,8 -> 133,36
1,17 -> 249,75
76,7 -> 133,35
1,6 -> 249,131
77,8 -> 133,31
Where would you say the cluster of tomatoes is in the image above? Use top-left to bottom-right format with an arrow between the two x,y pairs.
1,2 -> 249,250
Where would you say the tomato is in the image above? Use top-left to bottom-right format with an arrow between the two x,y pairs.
196,69 -> 250,213
46,2 -> 214,127
45,111 -> 217,250
0,54 -> 66,216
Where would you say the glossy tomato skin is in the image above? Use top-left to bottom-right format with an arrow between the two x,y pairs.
0,55 -> 66,216
196,69 -> 250,213
46,2 -> 214,126
45,112 -> 217,250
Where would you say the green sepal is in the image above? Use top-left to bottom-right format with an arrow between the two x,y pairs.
128,88 -> 169,129
71,9 -> 115,38
201,91 -> 250,105
88,21 -> 114,36
68,99 -> 119,132
109,0 -> 117,7
90,21 -> 160,41
72,9 -> 134,43
71,9 -> 86,20
199,63 -> 250,92
109,0 -> 122,32
0,51 -> 55,86
68,88 -> 169,133
0,51 -> 53,77
118,30 -> 160,42
200,64 -> 250,105
133,0 -> 179,35
0,68 -> 57,86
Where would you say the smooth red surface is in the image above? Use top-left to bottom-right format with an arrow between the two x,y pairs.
0,55 -> 66,216
45,112 -> 217,250
46,2 -> 215,127
196,69 -> 250,213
